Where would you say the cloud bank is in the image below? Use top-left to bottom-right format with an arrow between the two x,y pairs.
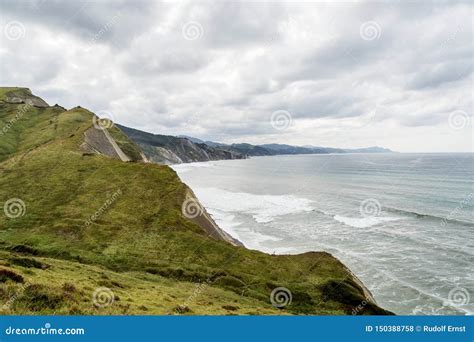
0,0 -> 472,152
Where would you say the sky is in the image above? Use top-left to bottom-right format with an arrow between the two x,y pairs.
0,0 -> 472,152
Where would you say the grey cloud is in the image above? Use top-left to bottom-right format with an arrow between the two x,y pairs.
195,2 -> 287,47
407,59 -> 472,90
287,36 -> 388,83
0,42 -> 62,86
123,46 -> 210,76
1,0 -> 161,47
0,0 -> 471,152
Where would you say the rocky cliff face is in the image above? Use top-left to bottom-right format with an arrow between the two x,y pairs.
81,126 -> 132,162
116,124 -> 394,165
117,124 -> 245,164
80,119 -> 145,163
3,88 -> 49,108
0,87 -> 393,316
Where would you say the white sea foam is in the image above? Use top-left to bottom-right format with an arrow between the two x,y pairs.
206,209 -> 242,239
240,230 -> 283,252
171,162 -> 214,173
172,153 -> 474,315
207,208 -> 284,252
333,215 -> 402,228
193,187 -> 314,223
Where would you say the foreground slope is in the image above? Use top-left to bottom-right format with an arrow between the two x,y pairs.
0,88 -> 392,315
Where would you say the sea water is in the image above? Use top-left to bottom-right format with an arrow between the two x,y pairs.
172,153 -> 474,315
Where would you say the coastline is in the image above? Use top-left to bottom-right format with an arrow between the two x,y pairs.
184,187 -> 244,247
175,163 -> 385,311
171,153 -> 474,315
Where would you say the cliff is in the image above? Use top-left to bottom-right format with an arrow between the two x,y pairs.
0,87 -> 392,315
116,126 -> 393,166
117,124 -> 245,164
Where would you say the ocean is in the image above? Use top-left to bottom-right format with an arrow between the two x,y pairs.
172,153 -> 474,315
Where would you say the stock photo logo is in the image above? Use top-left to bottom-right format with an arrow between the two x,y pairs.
359,21 -> 382,41
182,21 -> 204,41
270,110 -> 292,131
92,287 -> 115,308
448,110 -> 470,130
359,199 -> 381,218
445,287 -> 470,308
84,189 -> 122,227
3,20 -> 26,41
270,287 -> 292,309
181,198 -> 204,219
92,111 -> 115,130
3,198 -> 26,218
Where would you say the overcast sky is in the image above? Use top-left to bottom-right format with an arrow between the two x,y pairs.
0,0 -> 472,152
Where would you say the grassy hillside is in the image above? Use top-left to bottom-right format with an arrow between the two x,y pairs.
0,88 -> 392,315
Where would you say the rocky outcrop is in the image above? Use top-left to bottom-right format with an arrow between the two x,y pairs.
118,124 -> 394,163
0,86 -> 394,316
139,144 -> 184,164
117,124 -> 245,165
4,88 -> 49,108
81,127 -> 130,161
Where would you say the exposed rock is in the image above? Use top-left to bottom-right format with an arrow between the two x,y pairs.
183,188 -> 244,247
140,144 -> 183,165
117,124 -> 245,165
4,88 -> 49,108
81,127 -> 130,161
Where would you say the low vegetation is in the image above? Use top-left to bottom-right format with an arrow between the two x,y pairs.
0,88 -> 392,315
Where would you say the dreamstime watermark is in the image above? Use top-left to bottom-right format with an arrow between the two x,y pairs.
92,111 -> 115,130
89,11 -> 122,47
448,110 -> 470,130
359,21 -> 382,41
181,112 -> 201,129
1,281 -> 30,311
84,189 -> 122,226
270,287 -> 292,308
178,277 -> 213,313
5,323 -> 85,336
352,300 -> 368,315
359,198 -> 381,217
92,287 -> 115,308
182,21 -> 204,41
270,110 -> 292,131
3,198 -> 26,219
3,21 -> 26,41
0,103 -> 32,137
444,287 -> 470,307
441,24 -> 464,52
441,193 -> 472,227
181,198 -> 204,219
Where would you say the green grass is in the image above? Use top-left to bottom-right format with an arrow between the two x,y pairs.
0,87 -> 392,315
107,126 -> 144,161
0,252 -> 282,315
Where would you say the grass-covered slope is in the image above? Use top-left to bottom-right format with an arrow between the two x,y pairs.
0,87 -> 392,315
